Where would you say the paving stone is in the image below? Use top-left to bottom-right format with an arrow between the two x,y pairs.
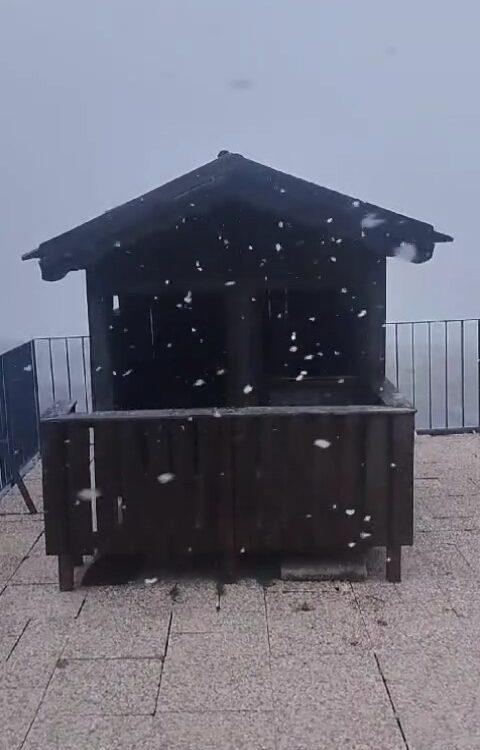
0,619 -> 72,689
400,532 -> 475,581
0,688 -> 43,750
156,711 -> 275,750
171,578 -> 267,635
26,535 -> 46,556
0,584 -> 85,623
0,520 -> 43,556
272,652 -> 404,750
159,631 -> 272,712
11,554 -> 58,584
0,555 -> 22,585
23,710 -> 275,750
82,582 -> 173,617
377,639 -> 480,749
41,658 -> 162,717
63,610 -> 171,659
265,587 -> 369,657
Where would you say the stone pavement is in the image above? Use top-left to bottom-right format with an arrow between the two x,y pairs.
1,434 -> 480,749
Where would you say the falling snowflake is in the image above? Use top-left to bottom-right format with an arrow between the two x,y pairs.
243,384 -> 253,394
279,187 -> 286,194
291,331 -> 297,341
352,200 -> 361,208
275,243 -> 282,252
357,309 -> 367,318
364,515 -> 371,522
165,279 -> 170,285
240,547 -> 246,553
329,256 -> 337,263
157,473 -> 176,484
216,368 -> 226,375
76,488 -> 102,501
278,220 -> 284,228
23,364 -> 32,372
327,217 -> 333,224
184,290 -> 193,304
225,280 -> 236,286
289,346 -> 298,353
360,531 -> 371,540
304,354 -> 314,360
212,408 -> 222,418
345,509 -> 355,516
193,379 -> 205,387
309,317 -> 316,322
341,287 -> 348,294
305,513 -> 312,519
114,240 -> 121,248
296,370 -> 308,381
337,378 -> 345,384
144,577 -> 158,585
314,439 -> 331,449
390,462 -> 397,468
347,542 -> 356,548
122,369 -> 133,377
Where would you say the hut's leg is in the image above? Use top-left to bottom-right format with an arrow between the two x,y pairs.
73,554 -> 83,567
58,555 -> 74,591
386,546 -> 401,582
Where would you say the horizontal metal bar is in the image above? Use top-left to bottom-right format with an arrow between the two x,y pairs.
416,427 -> 479,436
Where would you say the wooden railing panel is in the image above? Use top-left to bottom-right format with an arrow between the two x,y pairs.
65,422 -> 93,554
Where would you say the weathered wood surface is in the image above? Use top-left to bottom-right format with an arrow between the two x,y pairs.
42,404 -> 414,586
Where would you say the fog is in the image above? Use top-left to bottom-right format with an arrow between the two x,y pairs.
1,0 -> 479,344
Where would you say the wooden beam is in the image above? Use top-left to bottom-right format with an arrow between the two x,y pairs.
86,271 -> 114,410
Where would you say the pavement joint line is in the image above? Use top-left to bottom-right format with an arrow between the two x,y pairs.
74,596 -> 87,620
373,652 -> 410,750
6,616 -> 32,661
263,586 -> 278,750
153,607 -> 174,715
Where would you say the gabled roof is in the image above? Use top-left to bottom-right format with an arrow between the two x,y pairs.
23,151 -> 452,281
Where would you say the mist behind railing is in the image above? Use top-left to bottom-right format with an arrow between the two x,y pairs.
33,321 -> 480,433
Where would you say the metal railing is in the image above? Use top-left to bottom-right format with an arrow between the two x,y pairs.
386,319 -> 479,434
0,341 -> 40,492
0,319 -> 478,491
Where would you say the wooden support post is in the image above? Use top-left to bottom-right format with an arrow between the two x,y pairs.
86,271 -> 114,410
13,471 -> 37,514
386,546 -> 401,582
226,288 -> 263,406
58,555 -> 74,591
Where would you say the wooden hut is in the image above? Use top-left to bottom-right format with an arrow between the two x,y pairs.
23,152 -> 452,589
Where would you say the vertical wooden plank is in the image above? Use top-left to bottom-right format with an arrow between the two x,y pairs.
255,415 -> 284,554
93,420 -> 121,552
216,415 -> 236,578
337,414 -> 363,550
232,416 -> 260,555
310,414 -> 338,550
41,420 -> 69,555
118,421 -> 148,553
86,270 -> 114,410
66,422 -> 94,555
144,419 -> 175,563
168,418 -> 197,560
364,414 -> 389,545
282,415 -> 316,555
389,412 -> 415,546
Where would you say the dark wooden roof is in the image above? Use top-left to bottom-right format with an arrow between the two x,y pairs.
23,151 -> 452,281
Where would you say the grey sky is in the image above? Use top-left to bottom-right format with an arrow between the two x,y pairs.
1,0 -> 478,343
